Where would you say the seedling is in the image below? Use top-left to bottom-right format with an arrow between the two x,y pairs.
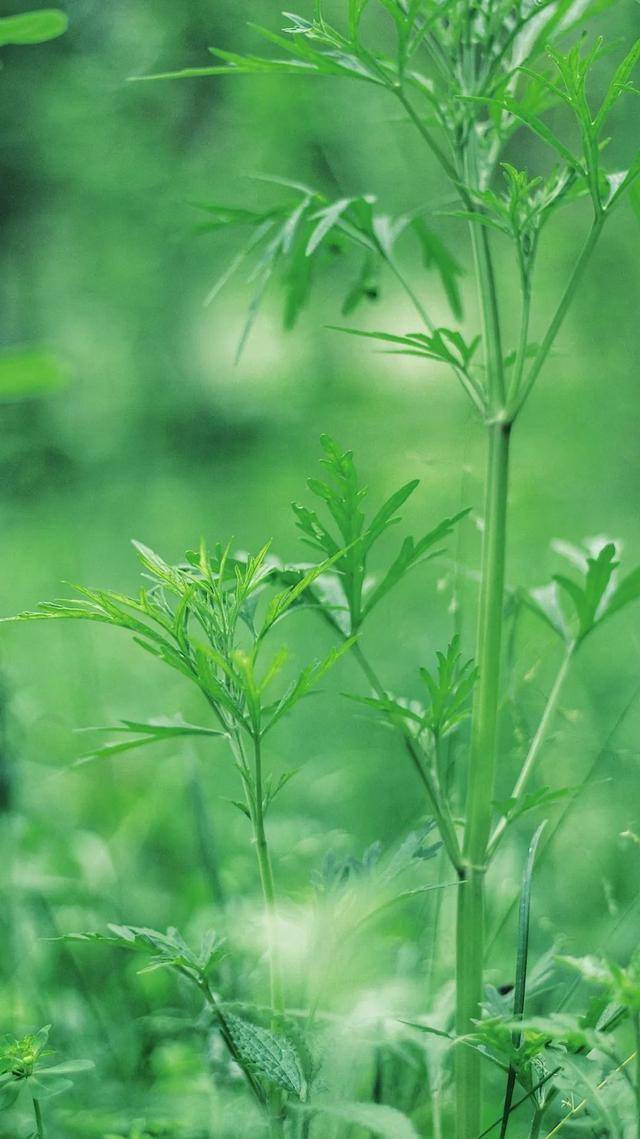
0,1025 -> 92,1138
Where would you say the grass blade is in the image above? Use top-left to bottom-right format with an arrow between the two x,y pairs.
499,822 -> 546,1138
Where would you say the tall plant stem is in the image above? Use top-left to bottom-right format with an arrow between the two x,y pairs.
33,1098 -> 45,1139
456,420 -> 511,1139
251,735 -> 285,1028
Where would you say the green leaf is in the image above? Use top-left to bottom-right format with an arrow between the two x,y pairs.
419,635 -> 478,737
411,219 -> 464,319
553,542 -> 618,640
363,509 -> 470,617
264,637 -> 356,733
306,197 -> 353,255
493,786 -> 575,825
75,717 -> 227,766
0,9 -> 68,47
0,346 -> 68,400
499,823 -> 546,1138
595,38 -> 640,130
600,565 -> 640,623
224,1013 -> 307,1099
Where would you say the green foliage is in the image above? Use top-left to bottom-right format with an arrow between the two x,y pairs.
8,537 -> 352,747
0,9 -> 67,47
558,951 -> 640,1012
0,1025 -> 92,1111
292,434 -> 468,633
223,1013 -> 307,1100
348,635 -> 476,743
527,539 -> 640,645
5,2 -> 640,1136
194,186 -> 464,357
63,924 -> 226,985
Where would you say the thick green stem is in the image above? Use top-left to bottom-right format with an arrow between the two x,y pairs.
33,1098 -> 45,1139
456,420 -> 511,1139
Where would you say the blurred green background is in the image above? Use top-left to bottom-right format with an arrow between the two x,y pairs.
1,1 -> 639,1135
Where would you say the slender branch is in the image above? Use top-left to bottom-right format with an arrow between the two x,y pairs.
351,642 -> 464,873
395,88 -> 461,186
486,679 -> 640,958
512,215 -> 604,417
488,642 -> 575,856
506,261 -> 533,407
198,975 -> 266,1106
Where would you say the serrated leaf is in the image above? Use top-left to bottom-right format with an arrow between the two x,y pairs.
224,1014 -> 306,1099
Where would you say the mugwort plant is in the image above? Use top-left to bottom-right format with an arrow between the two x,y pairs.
131,1 -> 640,1134
6,1 -> 640,1136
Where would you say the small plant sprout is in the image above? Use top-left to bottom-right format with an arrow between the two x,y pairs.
0,1025 -> 93,1138
129,4 -> 640,1132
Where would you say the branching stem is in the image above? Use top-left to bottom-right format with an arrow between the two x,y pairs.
512,215 -> 604,416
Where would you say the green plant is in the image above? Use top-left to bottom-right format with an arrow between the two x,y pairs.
0,1025 -> 92,1138
127,3 -> 640,1134
7,467 -> 466,1136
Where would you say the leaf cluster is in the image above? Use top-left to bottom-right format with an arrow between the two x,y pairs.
0,1025 -> 92,1111
9,538 -> 351,749
194,185 -> 463,358
63,925 -> 308,1105
349,635 -> 477,743
292,434 -> 468,634
526,539 -> 640,646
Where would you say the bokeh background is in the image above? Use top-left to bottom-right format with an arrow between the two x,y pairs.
1,1 -> 639,1135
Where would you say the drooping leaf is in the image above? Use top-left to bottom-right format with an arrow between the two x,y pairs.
75,717 -> 228,766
